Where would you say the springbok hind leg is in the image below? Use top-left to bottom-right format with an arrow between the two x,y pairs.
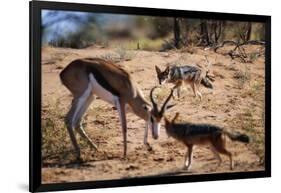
75,95 -> 98,151
65,83 -> 93,160
65,98 -> 83,160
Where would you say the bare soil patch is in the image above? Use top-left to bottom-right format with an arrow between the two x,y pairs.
41,45 -> 265,183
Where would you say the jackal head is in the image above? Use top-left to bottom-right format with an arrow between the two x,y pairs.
155,65 -> 170,85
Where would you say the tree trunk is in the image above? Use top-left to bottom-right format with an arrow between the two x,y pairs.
245,22 -> 252,41
174,17 -> 181,49
239,22 -> 252,43
200,20 -> 210,46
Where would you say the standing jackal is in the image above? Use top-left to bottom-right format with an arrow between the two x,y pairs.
155,61 -> 214,100
164,113 -> 250,171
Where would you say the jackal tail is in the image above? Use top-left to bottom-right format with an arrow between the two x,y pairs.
224,131 -> 250,143
201,78 -> 213,89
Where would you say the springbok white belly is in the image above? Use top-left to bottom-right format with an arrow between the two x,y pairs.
89,73 -> 125,129
89,73 -> 117,105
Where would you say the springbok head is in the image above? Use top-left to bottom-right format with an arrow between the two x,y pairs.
144,87 -> 175,139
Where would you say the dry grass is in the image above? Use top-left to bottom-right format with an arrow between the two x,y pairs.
230,108 -> 264,164
42,101 -> 70,159
41,99 -> 88,162
233,64 -> 251,89
229,78 -> 265,164
99,53 -> 121,63
115,47 -> 135,61
99,47 -> 135,63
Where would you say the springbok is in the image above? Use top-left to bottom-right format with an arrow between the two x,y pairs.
59,58 -> 174,160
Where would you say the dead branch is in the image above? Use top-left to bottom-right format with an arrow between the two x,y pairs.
214,40 -> 265,63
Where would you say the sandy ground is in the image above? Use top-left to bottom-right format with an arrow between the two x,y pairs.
41,45 -> 265,183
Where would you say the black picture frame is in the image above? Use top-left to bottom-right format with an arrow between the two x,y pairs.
30,1 -> 271,192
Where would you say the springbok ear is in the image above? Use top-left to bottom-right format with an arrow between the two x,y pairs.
155,66 -> 162,75
166,104 -> 176,110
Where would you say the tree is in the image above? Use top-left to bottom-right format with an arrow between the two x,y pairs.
198,20 -> 224,46
199,20 -> 210,46
239,22 -> 252,42
174,17 -> 181,48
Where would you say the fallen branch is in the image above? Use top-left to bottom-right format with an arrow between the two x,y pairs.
214,40 -> 265,63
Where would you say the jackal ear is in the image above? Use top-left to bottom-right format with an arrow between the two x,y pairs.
155,65 -> 162,75
164,66 -> 170,74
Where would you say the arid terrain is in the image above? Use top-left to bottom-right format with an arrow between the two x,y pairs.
41,45 -> 265,183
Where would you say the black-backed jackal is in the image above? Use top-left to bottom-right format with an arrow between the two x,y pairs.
155,63 -> 214,100
164,113 -> 250,171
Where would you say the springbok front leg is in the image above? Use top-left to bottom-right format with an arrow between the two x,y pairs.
144,119 -> 149,145
115,97 -> 128,158
143,119 -> 153,151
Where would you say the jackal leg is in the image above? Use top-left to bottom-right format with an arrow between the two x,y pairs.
210,145 -> 222,167
184,144 -> 193,170
191,83 -> 197,98
192,82 -> 202,100
214,137 -> 233,170
177,87 -> 181,98
173,81 -> 183,99
218,147 -> 233,170
195,83 -> 202,100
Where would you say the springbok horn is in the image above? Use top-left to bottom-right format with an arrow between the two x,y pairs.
160,89 -> 174,115
150,86 -> 159,112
